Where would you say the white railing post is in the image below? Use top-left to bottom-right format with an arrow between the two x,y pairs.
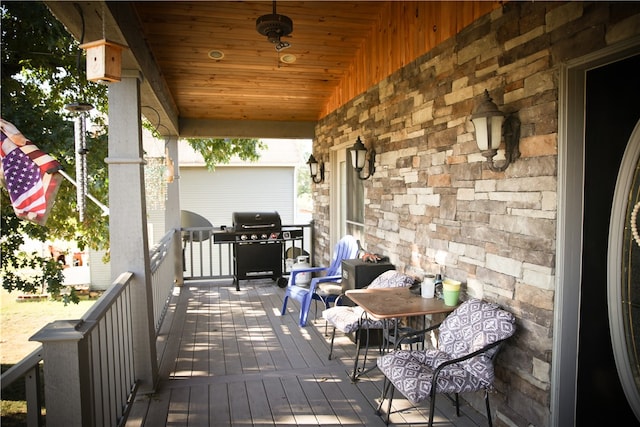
24,364 -> 43,427
165,135 -> 184,287
30,320 -> 91,427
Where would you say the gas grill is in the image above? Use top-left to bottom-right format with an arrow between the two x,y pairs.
214,211 -> 303,290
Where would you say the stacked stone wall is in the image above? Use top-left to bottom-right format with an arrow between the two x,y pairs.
312,2 -> 640,426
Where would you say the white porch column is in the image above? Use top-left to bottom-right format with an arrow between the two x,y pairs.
165,135 -> 184,286
106,71 -> 159,392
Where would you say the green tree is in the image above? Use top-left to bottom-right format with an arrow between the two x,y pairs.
1,1 -> 108,303
186,137 -> 265,171
297,150 -> 312,197
1,2 -> 264,302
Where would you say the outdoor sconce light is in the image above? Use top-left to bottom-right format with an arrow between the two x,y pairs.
350,136 -> 376,180
471,89 -> 521,172
307,154 -> 324,183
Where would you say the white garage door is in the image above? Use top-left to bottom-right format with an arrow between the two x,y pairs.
180,166 -> 295,227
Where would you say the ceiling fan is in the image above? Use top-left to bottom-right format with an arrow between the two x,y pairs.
256,0 -> 293,52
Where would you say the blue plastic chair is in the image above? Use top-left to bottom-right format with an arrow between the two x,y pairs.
281,235 -> 360,327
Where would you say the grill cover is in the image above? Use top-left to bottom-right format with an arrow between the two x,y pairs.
232,211 -> 282,231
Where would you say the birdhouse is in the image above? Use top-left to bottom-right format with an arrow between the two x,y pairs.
79,39 -> 127,83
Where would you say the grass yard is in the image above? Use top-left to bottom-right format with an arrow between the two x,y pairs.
0,288 -> 96,364
1,287 -> 97,424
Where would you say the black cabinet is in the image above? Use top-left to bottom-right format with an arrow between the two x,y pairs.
341,259 -> 395,291
340,259 -> 395,346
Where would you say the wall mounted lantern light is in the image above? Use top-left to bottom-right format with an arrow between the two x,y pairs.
307,154 -> 324,183
471,89 -> 521,172
350,136 -> 376,180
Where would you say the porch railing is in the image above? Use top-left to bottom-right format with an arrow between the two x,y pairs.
149,230 -> 178,333
0,346 -> 45,426
181,222 -> 314,281
0,223 -> 313,426
0,229 -> 179,427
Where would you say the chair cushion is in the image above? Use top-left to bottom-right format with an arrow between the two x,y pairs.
367,270 -> 415,289
316,282 -> 343,296
377,349 -> 489,404
322,270 -> 413,334
376,299 -> 516,404
322,306 -> 388,333
438,299 -> 516,385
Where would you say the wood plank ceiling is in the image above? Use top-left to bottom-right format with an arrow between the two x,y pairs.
46,1 -> 499,138
132,1 -> 387,124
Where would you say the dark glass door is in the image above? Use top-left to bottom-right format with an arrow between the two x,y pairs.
579,53 -> 640,425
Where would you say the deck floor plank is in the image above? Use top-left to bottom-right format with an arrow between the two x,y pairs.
228,380 -> 252,425
166,385 -> 190,426
297,371 -> 340,425
188,384 -> 210,427
228,286 -> 253,375
126,279 -> 486,426
257,288 -> 295,372
246,379 -> 276,426
246,286 -> 280,373
263,376 -> 296,425
208,383 -> 230,425
281,375 -> 323,426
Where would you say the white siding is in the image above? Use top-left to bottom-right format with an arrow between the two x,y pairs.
147,210 -> 166,244
180,166 -> 296,226
88,249 -> 111,290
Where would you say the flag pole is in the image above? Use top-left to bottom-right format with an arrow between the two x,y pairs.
58,169 -> 109,216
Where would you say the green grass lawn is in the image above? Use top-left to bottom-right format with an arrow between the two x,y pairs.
1,288 -> 97,424
0,288 -> 96,364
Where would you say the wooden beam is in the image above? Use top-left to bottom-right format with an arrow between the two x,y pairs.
107,2 -> 180,136
45,1 -> 180,136
179,118 -> 316,139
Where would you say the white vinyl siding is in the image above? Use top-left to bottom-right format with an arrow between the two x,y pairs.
88,249 -> 111,290
180,166 -> 296,226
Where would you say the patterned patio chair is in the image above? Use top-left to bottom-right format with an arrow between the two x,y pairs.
375,298 -> 516,426
280,235 -> 359,327
322,269 -> 416,381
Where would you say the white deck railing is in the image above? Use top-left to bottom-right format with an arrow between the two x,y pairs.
0,346 -> 45,426
182,223 -> 314,282
149,230 -> 179,333
0,224 -> 313,426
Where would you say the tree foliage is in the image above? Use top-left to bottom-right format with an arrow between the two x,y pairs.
1,2 -> 265,301
2,2 -> 108,302
186,138 -> 265,171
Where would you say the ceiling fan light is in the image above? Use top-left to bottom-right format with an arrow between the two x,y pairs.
275,40 -> 291,52
256,14 -> 293,41
208,49 -> 224,60
256,1 -> 293,50
280,53 -> 296,63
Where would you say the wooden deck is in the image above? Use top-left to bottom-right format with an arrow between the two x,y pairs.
125,279 -> 488,426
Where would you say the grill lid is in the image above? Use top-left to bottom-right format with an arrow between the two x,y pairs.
232,211 -> 282,230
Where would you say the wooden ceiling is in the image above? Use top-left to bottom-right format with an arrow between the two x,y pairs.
132,1 -> 387,123
45,1 -> 499,138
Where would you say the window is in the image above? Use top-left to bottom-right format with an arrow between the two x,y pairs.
332,146 -> 365,248
345,146 -> 365,243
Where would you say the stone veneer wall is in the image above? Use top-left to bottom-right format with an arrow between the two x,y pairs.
311,2 -> 640,426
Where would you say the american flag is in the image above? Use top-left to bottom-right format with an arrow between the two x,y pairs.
0,118 -> 63,225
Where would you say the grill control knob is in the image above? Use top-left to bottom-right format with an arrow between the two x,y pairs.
261,234 -> 268,240
251,234 -> 258,240
240,234 -> 248,241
